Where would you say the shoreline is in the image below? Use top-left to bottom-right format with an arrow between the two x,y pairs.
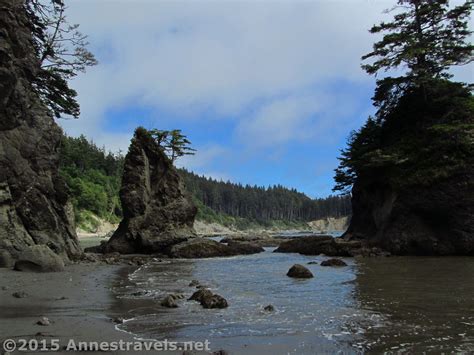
0,263 -> 185,355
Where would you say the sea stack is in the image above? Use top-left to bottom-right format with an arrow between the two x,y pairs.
0,0 -> 81,268
103,127 -> 197,254
344,172 -> 474,255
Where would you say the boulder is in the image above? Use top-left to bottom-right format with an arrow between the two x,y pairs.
161,294 -> 180,308
274,236 -> 362,256
263,305 -> 275,312
201,294 -> 228,309
188,288 -> 228,309
0,0 -> 81,266
14,245 -> 65,272
12,291 -> 28,298
287,264 -> 313,279
169,238 -> 263,258
36,317 -> 50,326
188,288 -> 214,303
103,128 -> 197,254
320,258 -> 347,267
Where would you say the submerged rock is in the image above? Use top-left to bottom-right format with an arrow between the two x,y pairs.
287,264 -> 314,278
103,128 -> 197,254
161,294 -> 179,308
188,280 -> 200,287
320,258 -> 347,267
169,238 -> 263,258
263,305 -> 275,312
0,0 -> 81,267
14,245 -> 65,272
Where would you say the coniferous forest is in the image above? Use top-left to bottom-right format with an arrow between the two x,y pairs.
59,135 -> 351,230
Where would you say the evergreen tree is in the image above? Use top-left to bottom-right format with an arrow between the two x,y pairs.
362,0 -> 473,113
334,0 -> 473,192
24,0 -> 97,118
150,129 -> 196,162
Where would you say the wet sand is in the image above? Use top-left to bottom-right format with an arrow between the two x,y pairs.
0,264 -> 181,355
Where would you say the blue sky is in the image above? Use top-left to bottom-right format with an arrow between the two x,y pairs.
60,0 -> 472,198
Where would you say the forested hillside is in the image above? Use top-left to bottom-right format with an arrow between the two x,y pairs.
182,170 -> 351,221
59,135 -> 351,230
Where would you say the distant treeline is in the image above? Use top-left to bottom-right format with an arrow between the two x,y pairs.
181,170 -> 351,222
58,135 -> 351,230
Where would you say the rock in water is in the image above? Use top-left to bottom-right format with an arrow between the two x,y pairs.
36,317 -> 50,326
103,128 -> 197,254
188,288 -> 228,309
263,305 -> 275,312
275,236 -> 362,256
320,258 -> 347,267
161,294 -> 179,308
0,0 -> 81,267
201,294 -> 228,309
345,172 -> 474,255
287,264 -> 314,278
169,238 -> 264,258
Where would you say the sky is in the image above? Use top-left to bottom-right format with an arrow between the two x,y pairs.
60,0 -> 472,198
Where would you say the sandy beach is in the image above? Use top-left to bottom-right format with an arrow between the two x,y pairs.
0,263 -> 191,355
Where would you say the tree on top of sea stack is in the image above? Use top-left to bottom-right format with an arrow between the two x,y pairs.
334,0 -> 473,192
99,127 -> 198,254
149,129 -> 196,163
361,0 -> 473,114
333,0 -> 474,255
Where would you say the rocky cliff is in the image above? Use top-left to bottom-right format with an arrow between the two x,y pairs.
0,0 -> 81,267
344,171 -> 474,255
103,128 -> 197,254
308,217 -> 349,233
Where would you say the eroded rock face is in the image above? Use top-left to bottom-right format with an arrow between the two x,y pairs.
345,172 -> 474,255
0,0 -> 81,266
103,128 -> 197,254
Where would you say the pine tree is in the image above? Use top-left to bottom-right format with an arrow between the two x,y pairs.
25,0 -> 97,118
150,129 -> 196,162
362,0 -> 473,111
334,0 -> 474,192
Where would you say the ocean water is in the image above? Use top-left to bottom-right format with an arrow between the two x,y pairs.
112,247 -> 474,354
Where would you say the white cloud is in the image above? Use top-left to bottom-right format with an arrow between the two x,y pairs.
61,0 -> 390,131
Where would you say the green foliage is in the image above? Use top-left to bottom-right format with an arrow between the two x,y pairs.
362,0 -> 473,83
25,0 -> 97,118
182,169 -> 351,222
74,210 -> 101,233
59,135 -> 124,223
149,129 -> 196,162
335,80 -> 474,191
59,133 -> 351,231
335,0 -> 474,192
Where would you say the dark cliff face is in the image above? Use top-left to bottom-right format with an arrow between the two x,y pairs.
104,128 -> 197,254
344,171 -> 474,255
0,0 -> 81,264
